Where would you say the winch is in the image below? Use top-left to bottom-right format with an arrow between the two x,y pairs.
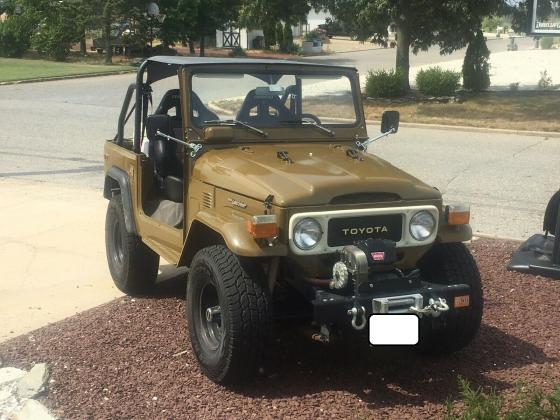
330,238 -> 398,292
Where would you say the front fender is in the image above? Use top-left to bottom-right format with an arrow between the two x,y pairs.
178,209 -> 288,267
437,223 -> 472,243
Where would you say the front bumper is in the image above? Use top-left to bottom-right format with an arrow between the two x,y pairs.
312,281 -> 470,327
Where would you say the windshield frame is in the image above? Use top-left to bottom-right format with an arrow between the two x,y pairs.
180,64 -> 364,142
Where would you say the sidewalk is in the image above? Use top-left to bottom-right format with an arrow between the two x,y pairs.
0,179 -> 122,342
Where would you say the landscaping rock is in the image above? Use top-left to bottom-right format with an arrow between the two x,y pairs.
0,368 -> 26,387
16,364 -> 49,399
7,399 -> 56,420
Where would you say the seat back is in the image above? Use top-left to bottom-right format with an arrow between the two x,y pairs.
236,89 -> 292,125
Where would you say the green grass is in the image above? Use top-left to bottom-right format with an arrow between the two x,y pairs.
364,91 -> 560,132
0,58 -> 133,82
445,377 -> 560,419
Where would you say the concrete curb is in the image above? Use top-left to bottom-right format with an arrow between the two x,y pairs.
0,69 -> 135,86
365,119 -> 560,138
473,233 -> 524,242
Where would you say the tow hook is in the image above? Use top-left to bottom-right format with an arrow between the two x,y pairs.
409,298 -> 449,318
348,305 -> 367,330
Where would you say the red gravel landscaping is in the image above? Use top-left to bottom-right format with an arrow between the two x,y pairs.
1,239 -> 559,419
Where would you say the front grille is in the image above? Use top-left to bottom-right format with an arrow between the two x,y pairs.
327,214 -> 403,247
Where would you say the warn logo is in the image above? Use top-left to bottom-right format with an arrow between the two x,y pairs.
342,226 -> 389,236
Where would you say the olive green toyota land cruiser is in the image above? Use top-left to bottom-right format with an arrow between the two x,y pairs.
104,57 -> 482,384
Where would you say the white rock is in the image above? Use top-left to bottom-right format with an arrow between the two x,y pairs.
16,364 -> 49,399
6,399 -> 56,420
0,384 -> 19,411
0,368 -> 26,387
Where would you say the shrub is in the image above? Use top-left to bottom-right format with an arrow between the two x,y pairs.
285,42 -> 302,55
416,67 -> 461,97
32,25 -> 72,61
262,21 -> 275,49
275,22 -> 284,50
228,45 -> 246,57
365,68 -> 406,98
541,36 -> 554,49
538,70 -> 553,89
0,16 -> 34,58
282,24 -> 293,52
462,30 -> 491,92
481,16 -> 505,33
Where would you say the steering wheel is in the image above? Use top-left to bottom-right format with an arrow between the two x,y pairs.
301,113 -> 322,124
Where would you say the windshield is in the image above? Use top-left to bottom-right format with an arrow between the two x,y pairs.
190,71 -> 358,128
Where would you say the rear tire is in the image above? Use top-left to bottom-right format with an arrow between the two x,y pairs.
105,196 -> 159,295
416,243 -> 483,354
186,245 -> 271,385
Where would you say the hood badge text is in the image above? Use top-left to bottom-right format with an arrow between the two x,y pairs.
342,226 -> 388,236
228,198 -> 248,209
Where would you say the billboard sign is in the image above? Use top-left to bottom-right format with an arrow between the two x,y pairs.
531,0 -> 560,34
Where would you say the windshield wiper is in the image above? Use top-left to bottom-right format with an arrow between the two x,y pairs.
281,119 -> 335,137
204,119 -> 267,137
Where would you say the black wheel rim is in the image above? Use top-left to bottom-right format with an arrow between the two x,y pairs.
112,218 -> 124,267
198,281 -> 223,352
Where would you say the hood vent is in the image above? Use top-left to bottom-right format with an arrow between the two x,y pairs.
330,192 -> 401,205
202,191 -> 215,208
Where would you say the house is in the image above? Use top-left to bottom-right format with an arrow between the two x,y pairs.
216,10 -> 331,50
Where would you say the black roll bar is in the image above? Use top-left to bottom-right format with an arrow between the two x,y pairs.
134,60 -> 149,153
116,83 -> 136,145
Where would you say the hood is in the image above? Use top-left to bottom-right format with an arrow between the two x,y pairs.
193,144 -> 441,207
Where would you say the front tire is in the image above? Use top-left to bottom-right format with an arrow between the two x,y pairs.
105,196 -> 159,295
186,245 -> 271,384
417,243 -> 483,354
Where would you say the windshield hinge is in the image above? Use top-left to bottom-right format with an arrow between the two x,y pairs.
277,150 -> 293,164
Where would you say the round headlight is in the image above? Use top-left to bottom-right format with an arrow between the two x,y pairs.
293,218 -> 323,250
409,211 -> 436,241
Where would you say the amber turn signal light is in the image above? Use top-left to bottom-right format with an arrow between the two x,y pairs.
247,215 -> 278,239
446,204 -> 470,225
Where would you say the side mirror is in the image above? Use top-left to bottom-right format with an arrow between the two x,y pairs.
381,110 -> 400,134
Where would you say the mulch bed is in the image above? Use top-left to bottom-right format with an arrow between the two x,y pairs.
1,239 -> 559,419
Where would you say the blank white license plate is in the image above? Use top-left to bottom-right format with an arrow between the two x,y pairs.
369,314 -> 419,346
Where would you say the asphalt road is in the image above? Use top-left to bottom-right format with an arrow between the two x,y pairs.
1,39 -> 558,239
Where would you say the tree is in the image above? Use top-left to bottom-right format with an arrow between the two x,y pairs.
30,0 -> 83,60
158,0 -> 239,57
240,0 -> 309,48
462,29 -> 490,91
315,0 -> 506,91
